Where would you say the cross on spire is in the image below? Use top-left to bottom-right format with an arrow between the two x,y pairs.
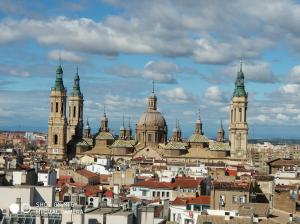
103,104 -> 106,117
152,80 -> 155,93
198,108 -> 201,120
59,51 -> 62,66
240,58 -> 243,72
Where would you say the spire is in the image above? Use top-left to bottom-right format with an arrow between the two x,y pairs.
120,113 -> 125,130
84,117 -> 91,138
101,104 -> 108,132
195,109 -> 203,135
196,108 -> 201,123
217,119 -> 225,142
218,120 -> 224,133
172,119 -> 182,141
86,117 -> 90,128
126,116 -> 132,140
103,104 -> 107,118
71,66 -> 82,96
53,59 -> 65,91
240,59 -> 243,72
152,80 -> 155,94
148,81 -> 157,111
233,60 -> 247,97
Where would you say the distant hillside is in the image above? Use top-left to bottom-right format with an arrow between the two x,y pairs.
249,138 -> 300,145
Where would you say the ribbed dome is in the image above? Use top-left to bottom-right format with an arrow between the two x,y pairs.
137,111 -> 166,127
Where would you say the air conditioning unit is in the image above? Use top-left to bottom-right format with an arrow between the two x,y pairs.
87,197 -> 100,208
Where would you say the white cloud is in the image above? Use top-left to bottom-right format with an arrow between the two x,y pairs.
279,84 -> 299,95
223,61 -> 277,83
160,87 -> 196,104
0,66 -> 30,77
276,113 -> 289,122
204,86 -> 225,102
249,114 -> 270,123
48,49 -> 85,63
183,110 -> 196,116
103,60 -> 195,83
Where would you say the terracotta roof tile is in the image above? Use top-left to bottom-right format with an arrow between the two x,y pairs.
76,169 -> 99,179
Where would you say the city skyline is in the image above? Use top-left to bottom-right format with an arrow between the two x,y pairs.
1,1 -> 300,138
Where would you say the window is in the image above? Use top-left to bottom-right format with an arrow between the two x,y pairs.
232,195 -> 238,204
186,204 -> 191,210
56,102 -> 58,113
239,108 -> 242,122
194,205 -> 201,211
234,108 -> 236,121
202,205 -> 210,210
51,103 -> 53,112
73,106 -> 76,118
78,106 -> 81,118
142,190 -> 147,196
166,192 -> 170,197
219,195 -> 225,207
162,192 -> 165,197
153,191 -> 155,197
157,191 -> 160,197
54,135 -> 58,145
61,102 -> 64,114
148,134 -> 152,143
240,196 -> 245,204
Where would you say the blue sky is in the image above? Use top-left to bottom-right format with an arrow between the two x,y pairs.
1,0 -> 300,139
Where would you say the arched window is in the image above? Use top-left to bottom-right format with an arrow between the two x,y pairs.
148,134 -> 152,143
56,102 -> 58,113
54,134 -> 58,145
73,106 -> 76,118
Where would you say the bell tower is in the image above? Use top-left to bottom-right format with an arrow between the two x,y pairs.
47,63 -> 68,160
67,67 -> 83,142
229,61 -> 248,159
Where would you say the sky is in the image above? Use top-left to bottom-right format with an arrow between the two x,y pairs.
1,0 -> 300,139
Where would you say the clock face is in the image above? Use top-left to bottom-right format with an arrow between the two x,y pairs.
54,128 -> 59,134
53,148 -> 59,154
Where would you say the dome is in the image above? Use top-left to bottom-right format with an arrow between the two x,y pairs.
137,111 -> 167,127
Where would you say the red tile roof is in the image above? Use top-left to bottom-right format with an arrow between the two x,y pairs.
84,185 -> 102,197
131,177 -> 202,189
132,180 -> 175,189
172,196 -> 210,206
76,169 -> 99,179
104,190 -> 114,198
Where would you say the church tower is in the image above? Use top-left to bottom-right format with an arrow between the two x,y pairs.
217,120 -> 225,142
195,109 -> 203,135
229,61 -> 248,159
172,120 -> 182,141
48,63 -> 68,160
67,67 -> 83,142
100,106 -> 109,132
119,114 -> 126,140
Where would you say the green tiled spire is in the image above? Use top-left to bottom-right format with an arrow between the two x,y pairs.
71,67 -> 82,97
233,60 -> 247,97
52,62 -> 65,91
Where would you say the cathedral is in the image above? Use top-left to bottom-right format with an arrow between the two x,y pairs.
47,62 -> 248,164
